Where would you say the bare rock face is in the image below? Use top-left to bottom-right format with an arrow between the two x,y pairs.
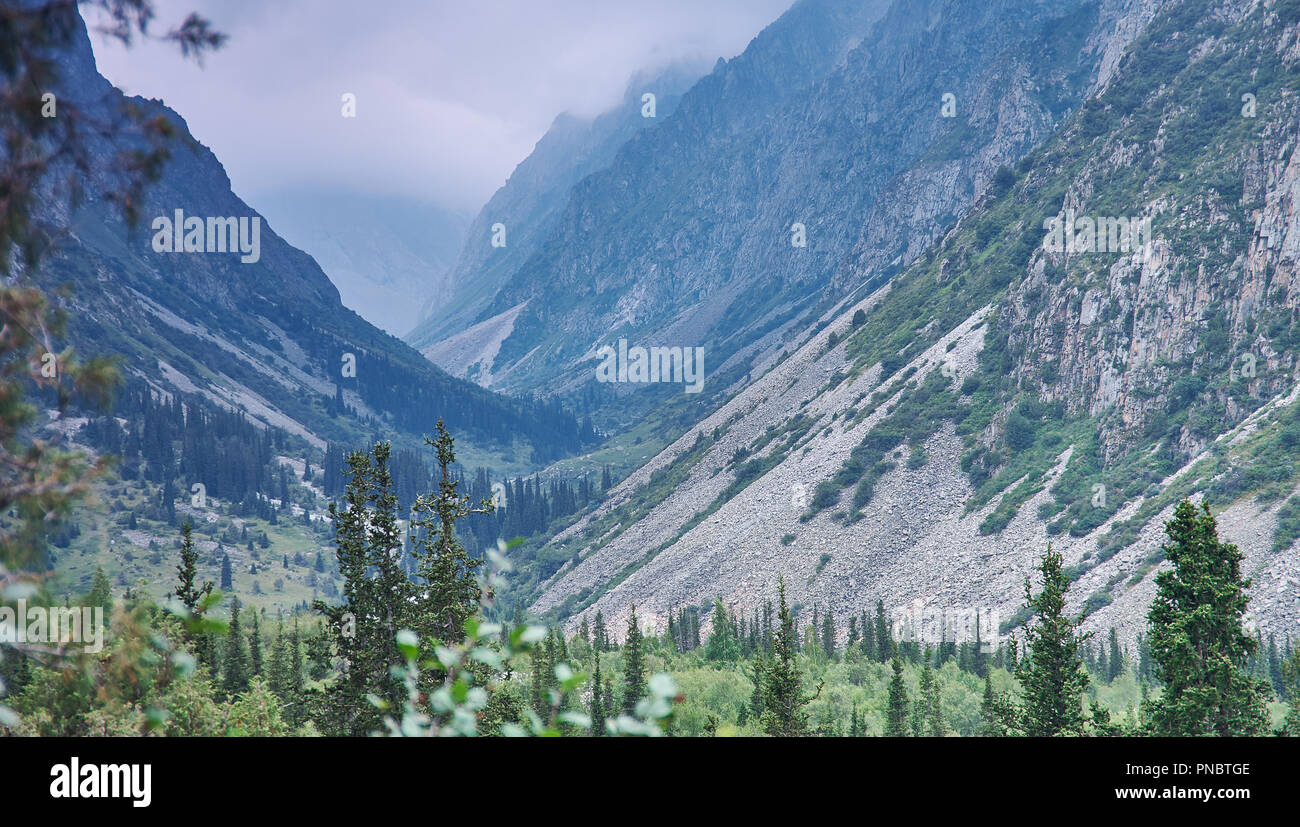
426,0 -> 1150,399
529,0 -> 1300,649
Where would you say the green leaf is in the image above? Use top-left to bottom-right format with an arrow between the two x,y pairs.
395,629 -> 419,661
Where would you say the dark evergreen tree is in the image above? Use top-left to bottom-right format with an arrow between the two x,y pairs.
920,659 -> 943,736
705,599 -> 740,661
589,655 -> 606,736
593,610 -> 608,653
223,597 -> 249,696
174,521 -> 215,665
761,578 -> 810,737
1017,545 -> 1088,737
248,610 -> 263,678
409,420 -> 492,645
622,605 -> 646,715
313,443 -> 411,736
874,599 -> 892,662
86,566 -> 112,613
885,656 -> 909,737
1107,628 -> 1124,683
1145,501 -> 1269,736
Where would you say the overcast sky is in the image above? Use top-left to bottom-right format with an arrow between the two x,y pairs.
89,0 -> 794,214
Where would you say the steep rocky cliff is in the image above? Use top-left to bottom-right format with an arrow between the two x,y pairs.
434,0 -> 1161,406
526,0 -> 1300,650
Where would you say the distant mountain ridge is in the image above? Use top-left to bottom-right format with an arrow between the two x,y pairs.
415,0 -> 1149,407
26,7 -> 590,468
252,189 -> 469,338
406,60 -> 712,379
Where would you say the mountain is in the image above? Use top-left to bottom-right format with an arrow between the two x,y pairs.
430,0 -> 1145,404
405,61 -> 712,382
522,0 -> 1300,649
251,189 -> 469,338
23,6 -> 589,468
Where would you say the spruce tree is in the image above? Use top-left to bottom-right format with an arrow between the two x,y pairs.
174,522 -> 214,661
220,552 -> 233,590
1283,648 -> 1300,736
593,610 -> 608,653
874,599 -> 892,662
268,620 -> 289,698
589,656 -> 606,735
622,605 -> 647,715
1107,628 -> 1124,683
87,566 -> 113,613
1145,501 -> 1269,736
749,652 -> 765,724
248,610 -> 263,677
885,656 -> 909,736
1017,545 -> 1089,736
313,443 -> 411,735
410,420 -> 492,645
223,597 -> 249,696
920,659 -> 943,736
289,617 -> 303,694
761,578 -> 810,736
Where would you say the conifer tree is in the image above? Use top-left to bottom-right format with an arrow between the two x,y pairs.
622,605 -> 647,715
874,599 -> 892,662
527,630 -> 548,716
885,656 -> 909,736
749,652 -> 765,725
410,420 -> 492,645
589,655 -> 606,736
593,610 -> 608,653
289,617 -> 303,695
1017,545 -> 1088,736
1283,648 -> 1300,736
268,620 -> 289,698
1268,634 -> 1283,698
1144,501 -> 1269,736
761,578 -> 811,737
705,599 -> 740,661
220,552 -> 233,590
313,443 -> 411,735
248,610 -> 263,678
980,673 -> 998,735
174,521 -> 215,663
87,566 -> 113,613
223,597 -> 249,696
821,608 -> 836,661
1107,628 -> 1124,683
920,659 -> 943,736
